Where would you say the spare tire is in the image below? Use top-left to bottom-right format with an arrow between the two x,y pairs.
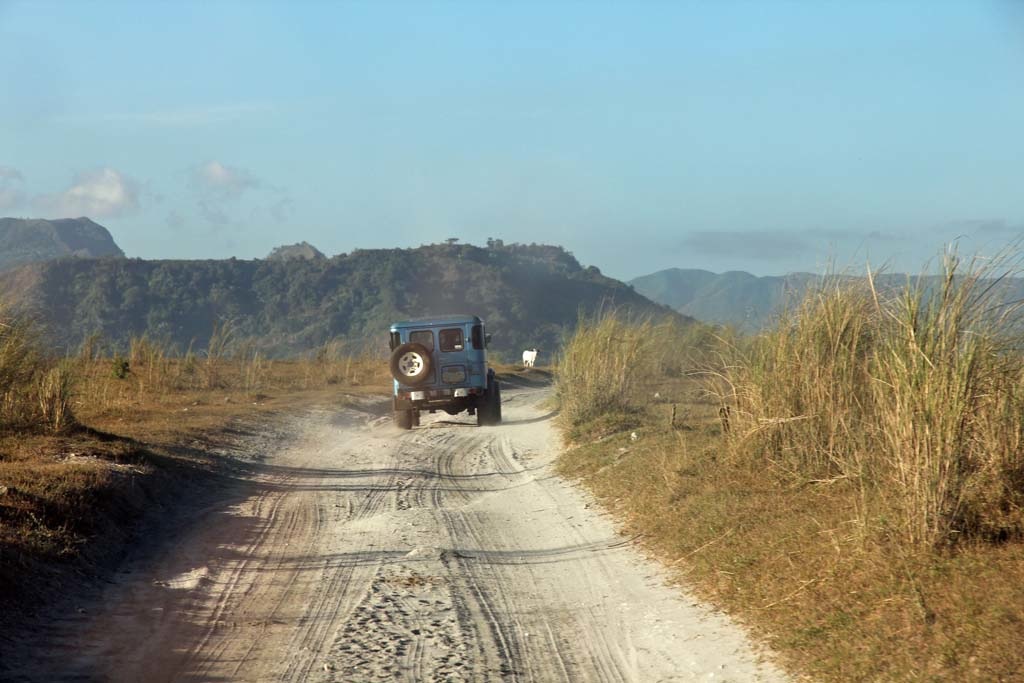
389,342 -> 432,384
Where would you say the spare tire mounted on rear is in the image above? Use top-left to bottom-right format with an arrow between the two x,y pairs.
390,342 -> 432,384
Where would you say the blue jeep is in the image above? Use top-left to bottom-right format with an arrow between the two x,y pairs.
388,315 -> 502,429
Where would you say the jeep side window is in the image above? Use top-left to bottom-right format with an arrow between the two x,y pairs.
439,328 -> 463,352
389,331 -> 401,350
410,330 -> 433,348
471,324 -> 483,350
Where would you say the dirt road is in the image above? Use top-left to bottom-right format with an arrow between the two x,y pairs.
11,386 -> 786,682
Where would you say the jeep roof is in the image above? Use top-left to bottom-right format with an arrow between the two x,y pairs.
390,314 -> 483,330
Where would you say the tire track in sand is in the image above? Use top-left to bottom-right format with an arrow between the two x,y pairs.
9,392 -> 788,683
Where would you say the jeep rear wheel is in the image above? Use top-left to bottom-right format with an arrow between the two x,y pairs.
395,409 -> 414,430
492,380 -> 502,424
477,380 -> 502,426
476,400 -> 491,426
389,343 -> 432,384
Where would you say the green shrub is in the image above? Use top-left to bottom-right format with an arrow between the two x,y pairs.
111,355 -> 130,379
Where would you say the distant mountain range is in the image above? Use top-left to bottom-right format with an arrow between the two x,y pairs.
630,267 -> 1024,330
2,239 -> 684,358
6,217 -> 1019,347
628,268 -> 820,329
0,217 -> 124,271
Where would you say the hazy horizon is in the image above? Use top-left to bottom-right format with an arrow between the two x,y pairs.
2,1 -> 1023,281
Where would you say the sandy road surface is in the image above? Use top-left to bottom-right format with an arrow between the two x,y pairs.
9,387 -> 787,682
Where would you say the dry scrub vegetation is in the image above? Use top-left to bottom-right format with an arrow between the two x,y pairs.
1,309 -> 74,434
713,251 -> 1024,549
555,255 -> 1024,682
1,311 -> 390,619
555,313 -> 717,440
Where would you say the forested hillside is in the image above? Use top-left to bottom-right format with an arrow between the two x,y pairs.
2,242 -> 681,358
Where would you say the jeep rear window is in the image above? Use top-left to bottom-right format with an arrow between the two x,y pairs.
389,331 -> 400,350
409,330 -> 433,348
471,324 -> 483,350
439,328 -> 464,352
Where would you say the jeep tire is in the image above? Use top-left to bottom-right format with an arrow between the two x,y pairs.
395,409 -> 414,430
389,343 -> 432,385
477,379 -> 502,426
476,399 -> 491,426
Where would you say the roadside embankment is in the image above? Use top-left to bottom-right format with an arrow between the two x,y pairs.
0,316 -> 390,655
552,277 -> 1024,682
1,422 -> 226,641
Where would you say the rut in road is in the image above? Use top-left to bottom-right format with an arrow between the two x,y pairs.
8,387 -> 787,683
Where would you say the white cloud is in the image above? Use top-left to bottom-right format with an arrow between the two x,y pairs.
60,103 -> 274,128
33,168 -> 139,219
189,160 -> 292,227
0,166 -> 24,182
165,209 -> 185,229
198,199 -> 231,226
0,187 -> 24,211
269,197 -> 295,222
192,160 -> 260,200
0,165 -> 25,210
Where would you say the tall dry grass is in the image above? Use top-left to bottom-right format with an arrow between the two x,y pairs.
67,323 -> 391,417
711,251 -> 1024,548
555,311 -> 713,430
36,362 -> 75,432
556,313 -> 658,428
73,349 -> 388,416
301,339 -> 389,388
0,306 -> 75,433
553,256 -> 1024,681
2,304 -> 392,430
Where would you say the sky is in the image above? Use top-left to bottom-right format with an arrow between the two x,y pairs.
1,0 -> 1022,280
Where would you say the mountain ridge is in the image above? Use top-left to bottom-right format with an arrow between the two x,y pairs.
3,242 -> 687,358
0,217 -> 125,271
629,267 -> 818,328
266,241 -> 326,261
630,266 -> 1024,329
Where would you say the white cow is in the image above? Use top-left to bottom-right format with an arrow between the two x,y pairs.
522,348 -> 538,367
